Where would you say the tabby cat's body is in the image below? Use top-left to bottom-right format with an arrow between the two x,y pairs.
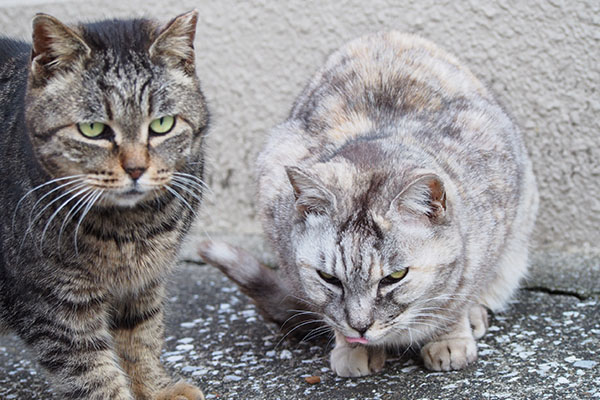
0,12 -> 206,399
199,32 -> 538,376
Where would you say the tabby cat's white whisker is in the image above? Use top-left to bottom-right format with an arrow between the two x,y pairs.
73,189 -> 103,255
58,189 -> 98,246
173,172 -> 213,194
22,182 -> 88,248
168,180 -> 204,205
40,186 -> 92,250
171,176 -> 205,194
165,185 -> 199,220
12,174 -> 86,231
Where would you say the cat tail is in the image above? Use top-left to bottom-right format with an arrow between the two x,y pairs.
197,240 -> 320,336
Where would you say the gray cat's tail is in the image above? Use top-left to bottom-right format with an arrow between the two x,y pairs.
197,241 -> 318,336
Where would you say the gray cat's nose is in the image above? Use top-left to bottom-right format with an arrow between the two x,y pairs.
351,323 -> 372,336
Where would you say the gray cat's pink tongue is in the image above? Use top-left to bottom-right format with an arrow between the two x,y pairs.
346,337 -> 368,344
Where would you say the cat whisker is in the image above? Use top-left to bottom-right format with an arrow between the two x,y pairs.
172,172 -> 213,195
11,174 -> 86,231
300,325 -> 332,343
281,309 -> 322,330
168,180 -> 204,206
164,185 -> 199,220
170,176 -> 206,195
73,189 -> 104,255
275,318 -> 325,349
58,190 -> 98,247
40,186 -> 93,250
20,182 -> 88,251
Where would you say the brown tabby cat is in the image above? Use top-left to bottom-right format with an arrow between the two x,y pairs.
0,11 -> 207,399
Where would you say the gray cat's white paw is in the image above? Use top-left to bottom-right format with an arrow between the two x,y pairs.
330,345 -> 371,377
421,337 -> 477,371
469,304 -> 488,340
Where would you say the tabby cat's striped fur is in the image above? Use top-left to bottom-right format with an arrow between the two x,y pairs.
0,12 -> 207,399
199,32 -> 538,377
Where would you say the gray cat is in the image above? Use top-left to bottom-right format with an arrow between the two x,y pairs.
0,12 -> 207,399
199,31 -> 538,376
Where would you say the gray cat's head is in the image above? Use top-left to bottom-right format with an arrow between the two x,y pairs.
25,11 -> 208,207
286,161 -> 465,346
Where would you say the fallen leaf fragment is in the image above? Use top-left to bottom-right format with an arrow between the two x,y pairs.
304,375 -> 321,384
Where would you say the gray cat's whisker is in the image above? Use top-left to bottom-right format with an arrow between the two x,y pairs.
300,325 -> 332,343
280,310 -> 322,330
275,319 -> 326,349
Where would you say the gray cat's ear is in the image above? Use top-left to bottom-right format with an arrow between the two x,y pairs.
149,10 -> 198,74
391,173 -> 447,223
285,166 -> 335,217
30,14 -> 90,81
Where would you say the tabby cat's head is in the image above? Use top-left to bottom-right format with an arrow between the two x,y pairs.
25,11 -> 208,207
286,163 -> 465,346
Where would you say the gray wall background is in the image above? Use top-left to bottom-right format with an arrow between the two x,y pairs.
1,0 -> 598,258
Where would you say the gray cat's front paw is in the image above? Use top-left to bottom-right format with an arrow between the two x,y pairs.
421,337 -> 477,371
330,345 -> 385,377
331,345 -> 370,377
469,304 -> 488,340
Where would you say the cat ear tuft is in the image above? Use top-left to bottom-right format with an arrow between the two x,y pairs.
285,166 -> 335,218
149,10 -> 198,74
391,173 -> 447,223
30,14 -> 90,82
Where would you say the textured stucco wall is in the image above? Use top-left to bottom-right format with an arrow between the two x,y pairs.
0,0 -> 598,256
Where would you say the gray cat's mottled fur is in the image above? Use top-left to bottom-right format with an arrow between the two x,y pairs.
0,12 -> 207,399
199,32 -> 538,376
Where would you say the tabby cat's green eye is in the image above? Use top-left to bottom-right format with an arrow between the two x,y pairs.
77,122 -> 106,138
380,269 -> 408,286
149,116 -> 175,135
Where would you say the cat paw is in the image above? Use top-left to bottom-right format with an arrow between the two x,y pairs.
330,345 -> 385,377
469,304 -> 488,339
421,337 -> 477,371
154,381 -> 204,400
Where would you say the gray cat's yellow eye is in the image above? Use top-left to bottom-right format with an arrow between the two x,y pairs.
77,122 -> 106,138
149,116 -> 175,135
317,270 -> 342,286
380,269 -> 408,285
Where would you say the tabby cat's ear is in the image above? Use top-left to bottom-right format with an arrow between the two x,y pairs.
390,173 -> 447,223
285,166 -> 336,218
30,14 -> 91,82
149,10 -> 198,74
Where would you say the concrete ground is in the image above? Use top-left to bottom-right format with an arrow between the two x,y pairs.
1,252 -> 599,399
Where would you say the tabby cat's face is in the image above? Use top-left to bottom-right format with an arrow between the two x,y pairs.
25,13 -> 207,207
289,167 -> 463,347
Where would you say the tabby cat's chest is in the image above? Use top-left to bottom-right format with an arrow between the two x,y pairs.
73,203 -> 189,291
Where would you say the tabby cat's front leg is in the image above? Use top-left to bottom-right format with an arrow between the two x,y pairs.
112,282 -> 204,400
18,300 -> 133,399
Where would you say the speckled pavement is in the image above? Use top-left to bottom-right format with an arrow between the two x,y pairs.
1,262 -> 598,400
